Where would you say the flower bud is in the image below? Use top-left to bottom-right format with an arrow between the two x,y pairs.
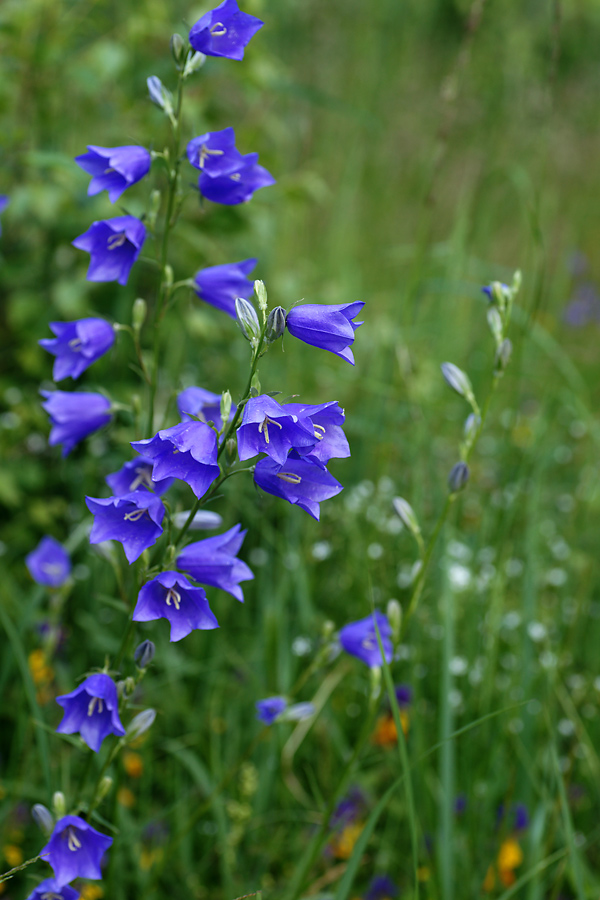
147,190 -> 161,231
172,510 -> 223,531
283,702 -> 316,722
369,665 -> 382,701
386,599 -> 402,644
52,791 -> 66,819
254,280 -> 268,317
266,306 -> 286,344
170,33 -> 186,69
220,391 -> 232,429
97,776 -> 113,803
235,297 -> 261,343
448,462 -> 470,494
127,708 -> 156,741
322,620 -> 335,640
124,676 -> 136,695
392,497 -> 420,537
487,307 -> 503,347
32,804 -> 54,836
134,639 -> 155,669
132,298 -> 147,332
147,76 -> 174,116
495,338 -> 512,372
183,50 -> 206,78
225,437 -> 238,464
441,362 -> 474,402
463,413 -> 481,441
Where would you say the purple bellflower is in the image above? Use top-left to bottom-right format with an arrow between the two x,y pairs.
86,490 -> 165,564
339,611 -> 393,668
189,0 -> 264,60
365,875 -> 399,900
39,318 -> 115,381
256,696 -> 287,725
72,215 -> 146,285
282,401 -> 350,467
26,536 -> 71,588
75,145 -> 151,203
0,195 -> 8,235
56,673 -> 125,752
253,456 -> 343,521
395,683 -> 413,707
187,128 -> 246,177
41,390 -> 111,456
237,394 -> 317,466
177,524 -> 253,602
26,878 -> 79,900
178,385 -> 236,429
199,153 -> 275,205
131,422 -> 219,500
40,815 -> 112,887
106,457 -> 173,496
133,571 -> 219,642
285,301 -> 364,365
192,259 -> 257,318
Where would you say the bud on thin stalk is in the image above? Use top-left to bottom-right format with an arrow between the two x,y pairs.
32,804 -> 54,836
392,497 -> 421,538
127,709 -> 156,741
170,33 -> 186,69
448,461 -> 470,494
266,306 -> 286,344
254,280 -> 268,321
134,639 -> 155,669
132,298 -> 147,333
220,391 -> 232,430
52,792 -> 66,819
495,338 -> 512,373
235,297 -> 261,343
386,599 -> 402,644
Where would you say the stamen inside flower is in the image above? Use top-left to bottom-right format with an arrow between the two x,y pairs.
107,231 -> 128,250
68,337 -> 82,351
230,173 -> 242,181
65,826 -> 82,852
258,416 -> 283,445
313,424 -> 326,440
41,892 -> 63,900
103,167 -> 115,174
129,466 -> 153,491
361,637 -> 377,651
124,508 -> 149,522
165,587 -> 181,610
210,21 -> 227,36
87,696 -> 104,716
41,563 -> 65,577
276,472 -> 302,484
198,144 -> 225,169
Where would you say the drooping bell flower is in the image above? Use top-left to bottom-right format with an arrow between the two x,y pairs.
282,401 -> 350,467
176,524 -> 253,602
131,422 -> 220,500
189,0 -> 264,60
255,696 -> 287,725
192,259 -> 257,318
237,395 -> 316,466
133,571 -> 219,642
253,456 -> 343,521
55,673 -> 125,752
75,145 -> 151,203
25,877 -> 79,900
199,153 -> 275,205
285,301 -> 364,365
177,385 -> 236,430
105,457 -> 173,496
39,318 -> 115,381
85,490 -> 165,564
339,611 -> 393,668
41,390 -> 111,456
187,128 -> 246,177
72,215 -> 146,285
26,536 -> 71,588
40,815 -> 112,887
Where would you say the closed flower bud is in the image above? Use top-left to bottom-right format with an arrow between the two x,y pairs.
132,298 -> 147,332
448,462 -> 470,494
235,297 -> 261,342
386,599 -> 402,644
487,306 -> 504,347
170,33 -> 186,69
266,306 -> 286,344
126,708 -> 156,741
254,280 -> 268,317
495,338 -> 512,372
97,776 -> 113,803
124,677 -> 136,695
220,391 -> 232,429
369,665 -> 382,701
147,190 -> 161,231
226,437 -> 238,464
32,804 -> 54,836
52,792 -> 66,819
134,639 -> 155,669
392,497 -> 420,537
183,50 -> 206,78
441,362 -> 474,403
147,76 -> 174,116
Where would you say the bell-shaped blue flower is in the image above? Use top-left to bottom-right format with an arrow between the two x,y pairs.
189,0 -> 264,60
176,524 -> 253,602
26,877 -> 79,900
192,258 -> 257,318
86,490 -> 165,564
339,611 -> 393,668
178,385 -> 236,429
41,390 -> 112,456
253,457 -> 343,520
39,318 -> 115,381
365,875 -> 399,900
282,401 -> 350,468
187,128 -> 246,177
133,571 -> 219,642
256,696 -> 287,725
56,673 -> 125,752
0,195 -> 9,236
106,457 -> 173,496
131,422 -> 219,500
199,153 -> 275,205
26,536 -> 71,588
285,301 -> 365,365
40,815 -> 112,887
75,145 -> 151,203
237,395 -> 316,466
72,215 -> 146,285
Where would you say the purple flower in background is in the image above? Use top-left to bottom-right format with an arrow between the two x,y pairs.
256,696 -> 287,725
178,385 -> 236,429
254,456 -> 343,521
189,0 -> 264,60
39,318 -> 115,381
177,524 -> 253,602
365,875 -> 399,900
0,195 -> 8,236
133,571 -> 219,642
41,390 -> 111,456
75,145 -> 151,203
283,401 -> 350,467
237,395 -> 316,466
513,803 -> 529,832
395,683 -> 413,707
86,490 -> 165,564
26,536 -> 71,588
131,422 -> 219,500
453,794 -> 467,815
199,154 -> 275,205
56,673 -> 125,752
40,815 -> 112,887
339,611 -> 393,668
563,283 -> 600,327
286,301 -> 364,365
26,877 -> 79,900
187,128 -> 246,177
330,787 -> 366,829
72,215 -> 146,285
106,457 -> 173,496
192,259 -> 257,318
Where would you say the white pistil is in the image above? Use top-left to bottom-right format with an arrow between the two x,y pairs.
41,893 -> 63,900
124,508 -> 148,522
276,472 -> 302,485
41,563 -> 64,576
103,167 -> 115,174
313,424 -> 326,440
361,637 -> 376,650
165,587 -> 182,611
129,466 -> 152,491
87,696 -> 104,716
199,145 -> 225,169
68,337 -> 82,351
258,416 -> 283,445
210,22 -> 227,35
66,826 -> 82,852
107,231 -> 128,250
